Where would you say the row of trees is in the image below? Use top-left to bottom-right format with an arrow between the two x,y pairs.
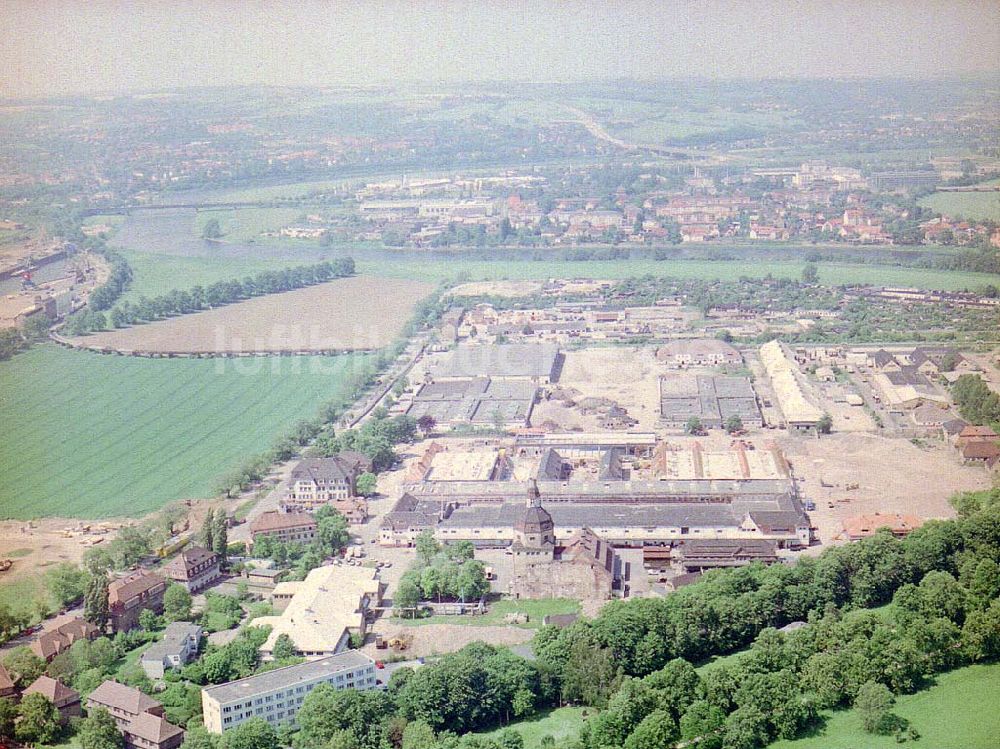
212,343 -> 410,498
71,258 -> 355,335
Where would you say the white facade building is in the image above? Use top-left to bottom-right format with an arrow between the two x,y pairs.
201,651 -> 377,734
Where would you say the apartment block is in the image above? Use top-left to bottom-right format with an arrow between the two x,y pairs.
201,651 -> 377,734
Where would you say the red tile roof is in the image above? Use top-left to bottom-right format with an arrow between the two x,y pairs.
250,510 -> 316,534
87,680 -> 161,716
127,711 -> 184,744
108,571 -> 165,606
24,675 -> 79,707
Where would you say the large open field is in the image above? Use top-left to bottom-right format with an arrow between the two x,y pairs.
0,345 -> 368,519
356,257 -> 1000,290
194,207 -> 305,242
70,275 -> 434,354
769,663 -> 1000,749
919,189 -> 1000,222
118,249 -> 333,301
113,252 -> 999,312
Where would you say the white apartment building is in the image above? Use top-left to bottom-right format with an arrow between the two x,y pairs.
201,651 -> 377,734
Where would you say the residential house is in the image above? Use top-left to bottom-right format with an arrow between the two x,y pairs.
108,571 -> 166,632
85,680 -> 184,749
23,676 -> 81,722
961,441 -> 1000,468
956,425 -> 1000,450
655,339 -> 742,369
249,511 -> 317,550
140,623 -> 203,679
0,663 -> 16,699
161,546 -> 220,593
285,455 -> 368,509
30,615 -> 100,661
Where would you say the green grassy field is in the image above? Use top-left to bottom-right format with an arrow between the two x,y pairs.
919,190 -> 1000,222
114,251 -> 999,303
394,598 -> 581,630
0,344 -> 368,519
769,663 -> 1000,749
0,572 -> 50,622
356,258 -> 998,291
118,249 -> 331,301
194,207 -> 305,242
475,707 -> 588,749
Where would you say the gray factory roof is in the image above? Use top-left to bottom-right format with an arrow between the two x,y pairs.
434,344 -> 560,379
409,376 -> 537,426
660,375 -> 762,424
440,500 -> 807,532
202,651 -> 374,704
406,477 -> 794,500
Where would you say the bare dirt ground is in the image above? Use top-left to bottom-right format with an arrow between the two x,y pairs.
362,621 -> 534,659
554,347 -> 665,430
448,280 -> 543,298
0,518 -> 115,581
778,432 -> 991,550
69,275 -> 434,354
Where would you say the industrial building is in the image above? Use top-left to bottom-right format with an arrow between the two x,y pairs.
250,566 -> 382,661
759,340 -> 825,429
430,343 -> 562,383
659,374 -> 763,429
381,436 -> 810,553
405,377 -> 537,429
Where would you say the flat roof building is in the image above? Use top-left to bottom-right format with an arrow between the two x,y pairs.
659,375 -> 763,429
406,377 -> 537,429
201,651 -> 377,734
431,343 -> 561,383
251,565 -> 382,660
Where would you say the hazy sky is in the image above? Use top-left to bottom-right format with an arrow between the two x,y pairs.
2,0 -> 998,98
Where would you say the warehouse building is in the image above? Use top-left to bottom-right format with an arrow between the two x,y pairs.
760,340 -> 825,429
430,343 -> 562,383
406,377 -> 537,429
659,374 -> 763,429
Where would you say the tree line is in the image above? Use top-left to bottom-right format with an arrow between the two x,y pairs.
67,258 -> 355,336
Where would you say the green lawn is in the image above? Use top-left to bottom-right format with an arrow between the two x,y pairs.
117,249 -> 333,301
112,251 -> 998,308
769,663 -> 1000,749
0,572 -> 51,623
476,707 -> 588,749
194,207 -> 305,242
0,344 -> 368,519
919,189 -> 1000,222
82,214 -> 126,228
395,598 -> 581,630
356,258 -> 999,291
